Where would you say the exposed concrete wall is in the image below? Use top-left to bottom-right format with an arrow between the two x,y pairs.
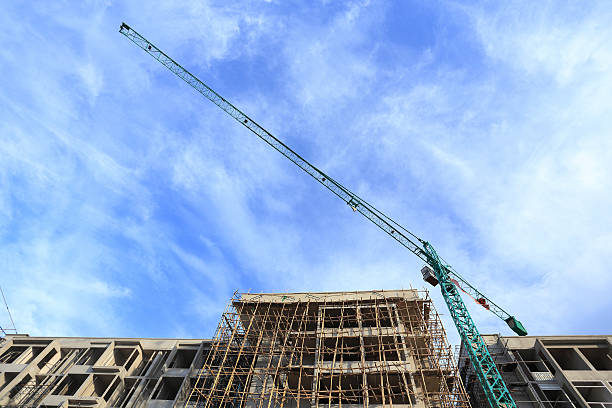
189,289 -> 469,408
459,334 -> 612,408
0,335 -> 211,408
239,290 -> 422,304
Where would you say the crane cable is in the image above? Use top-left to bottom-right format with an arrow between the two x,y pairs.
0,286 -> 17,335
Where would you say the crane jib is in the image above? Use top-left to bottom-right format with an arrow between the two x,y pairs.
119,22 -> 527,408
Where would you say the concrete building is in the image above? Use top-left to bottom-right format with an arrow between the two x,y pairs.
458,334 -> 612,408
0,290 -> 469,407
0,335 -> 211,407
187,290 -> 469,408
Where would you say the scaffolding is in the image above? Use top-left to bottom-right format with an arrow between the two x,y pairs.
186,289 -> 470,408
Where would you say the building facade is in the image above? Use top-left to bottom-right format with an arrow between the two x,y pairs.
0,335 -> 210,407
0,290 -> 469,407
458,334 -> 612,408
187,290 -> 469,408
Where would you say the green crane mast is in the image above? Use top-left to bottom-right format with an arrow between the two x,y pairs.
120,22 -> 527,408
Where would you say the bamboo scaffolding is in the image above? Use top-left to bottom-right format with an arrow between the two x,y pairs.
186,290 -> 470,408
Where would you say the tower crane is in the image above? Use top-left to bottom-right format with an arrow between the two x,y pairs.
120,23 -> 527,408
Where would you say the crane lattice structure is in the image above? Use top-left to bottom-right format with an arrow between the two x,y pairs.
120,22 -> 527,408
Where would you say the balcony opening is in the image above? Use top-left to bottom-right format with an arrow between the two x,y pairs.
321,307 -> 359,329
112,377 -> 137,408
8,374 -> 32,399
317,373 -> 363,405
92,374 -> 115,399
541,389 -> 574,407
297,337 -> 316,365
368,373 -> 415,404
0,372 -> 18,393
53,374 -> 88,396
548,348 -> 590,370
574,381 -> 612,403
75,347 -> 104,366
171,348 -> 197,368
287,368 -> 314,392
364,336 -> 402,361
113,347 -> 135,366
579,347 -> 612,370
37,348 -> 58,370
0,346 -> 28,363
152,376 -> 183,400
360,306 -> 395,328
515,348 -> 549,372
321,337 -> 360,361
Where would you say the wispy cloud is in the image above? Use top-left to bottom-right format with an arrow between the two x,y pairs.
1,0 -> 610,344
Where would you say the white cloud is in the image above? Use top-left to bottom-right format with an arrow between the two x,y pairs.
77,61 -> 104,101
281,1 -> 381,111
1,0 -> 610,346
466,1 -> 612,85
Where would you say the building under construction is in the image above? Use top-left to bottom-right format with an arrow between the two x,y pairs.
0,335 -> 211,407
458,334 -> 612,407
0,289 -> 469,407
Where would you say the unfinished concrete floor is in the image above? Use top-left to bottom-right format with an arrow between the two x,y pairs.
459,334 -> 612,407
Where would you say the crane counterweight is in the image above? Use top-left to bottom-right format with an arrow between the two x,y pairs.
421,265 -> 439,286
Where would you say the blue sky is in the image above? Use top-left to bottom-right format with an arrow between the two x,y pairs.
1,1 -> 611,345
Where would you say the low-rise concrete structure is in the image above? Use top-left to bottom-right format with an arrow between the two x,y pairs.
458,334 -> 612,407
0,335 -> 211,407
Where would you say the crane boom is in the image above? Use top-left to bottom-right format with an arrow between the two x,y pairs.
120,22 -> 526,408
